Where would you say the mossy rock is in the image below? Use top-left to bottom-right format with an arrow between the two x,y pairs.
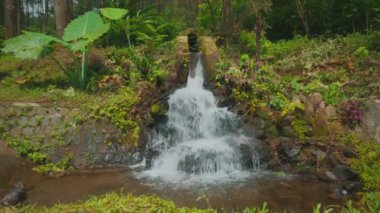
198,36 -> 220,83
174,36 -> 190,83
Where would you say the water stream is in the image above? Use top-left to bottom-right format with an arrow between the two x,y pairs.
142,53 -> 253,183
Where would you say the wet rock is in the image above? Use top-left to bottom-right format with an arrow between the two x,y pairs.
145,148 -> 160,169
285,146 -> 301,158
316,169 -> 337,182
280,138 -> 301,158
342,181 -> 363,194
0,182 -> 25,206
254,140 -> 273,163
332,165 -> 361,182
198,36 -> 220,83
240,144 -> 254,169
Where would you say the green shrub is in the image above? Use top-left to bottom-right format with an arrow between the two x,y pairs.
354,46 -> 370,58
340,133 -> 380,191
343,33 -> 380,52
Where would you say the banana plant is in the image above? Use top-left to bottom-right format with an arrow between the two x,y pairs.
2,11 -> 110,90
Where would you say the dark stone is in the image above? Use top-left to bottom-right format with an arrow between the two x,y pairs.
280,138 -> 301,158
240,144 -> 254,169
264,124 -> 279,138
342,181 -> 363,194
0,182 -> 25,206
145,148 -> 161,169
342,150 -> 357,158
280,126 -> 298,138
332,165 -> 361,182
286,146 -> 301,158
187,32 -> 199,52
254,140 -> 272,163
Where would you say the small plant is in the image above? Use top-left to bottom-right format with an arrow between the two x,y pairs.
323,82 -> 345,105
312,203 -> 335,213
270,94 -> 287,110
291,119 -> 311,140
339,100 -> 365,127
33,158 -> 72,175
353,46 -> 369,58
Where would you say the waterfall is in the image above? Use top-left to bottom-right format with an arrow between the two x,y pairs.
143,53 -> 251,183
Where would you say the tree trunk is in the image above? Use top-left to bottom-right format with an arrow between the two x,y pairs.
156,0 -> 162,13
4,0 -> 20,38
223,0 -> 232,38
206,0 -> 216,28
54,0 -> 72,38
43,0 -> 49,33
254,18 -> 262,71
295,0 -> 309,36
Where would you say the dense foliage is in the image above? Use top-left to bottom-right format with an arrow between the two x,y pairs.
0,0 -> 379,212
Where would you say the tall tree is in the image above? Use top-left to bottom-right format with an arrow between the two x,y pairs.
248,0 -> 272,71
54,0 -> 72,38
222,0 -> 232,38
295,0 -> 309,36
4,0 -> 20,38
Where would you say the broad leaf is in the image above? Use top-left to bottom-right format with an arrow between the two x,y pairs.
100,8 -> 128,20
3,31 -> 58,59
63,11 -> 110,42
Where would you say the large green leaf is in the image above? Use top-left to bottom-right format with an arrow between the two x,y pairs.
62,11 -> 110,42
100,8 -> 128,20
3,31 -> 59,59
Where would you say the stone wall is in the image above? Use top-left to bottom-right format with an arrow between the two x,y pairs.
0,103 -> 142,169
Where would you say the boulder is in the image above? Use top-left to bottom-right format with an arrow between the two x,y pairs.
0,182 -> 25,206
332,165 -> 361,182
174,36 -> 190,83
361,100 -> 380,142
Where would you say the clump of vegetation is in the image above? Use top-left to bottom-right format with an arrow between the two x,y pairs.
2,133 -> 71,175
2,192 -> 273,213
291,119 -> 311,140
339,100 -> 365,128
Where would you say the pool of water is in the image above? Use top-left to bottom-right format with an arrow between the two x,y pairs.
25,168 -> 340,212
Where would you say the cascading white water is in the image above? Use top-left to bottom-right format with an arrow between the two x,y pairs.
143,53 -> 250,183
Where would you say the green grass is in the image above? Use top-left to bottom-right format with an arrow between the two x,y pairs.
0,86 -> 51,102
3,193 -> 216,213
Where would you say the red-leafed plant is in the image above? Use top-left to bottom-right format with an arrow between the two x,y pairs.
340,100 -> 365,127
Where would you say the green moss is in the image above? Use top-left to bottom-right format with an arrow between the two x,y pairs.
291,119 -> 311,140
150,103 -> 167,115
0,86 -> 50,102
